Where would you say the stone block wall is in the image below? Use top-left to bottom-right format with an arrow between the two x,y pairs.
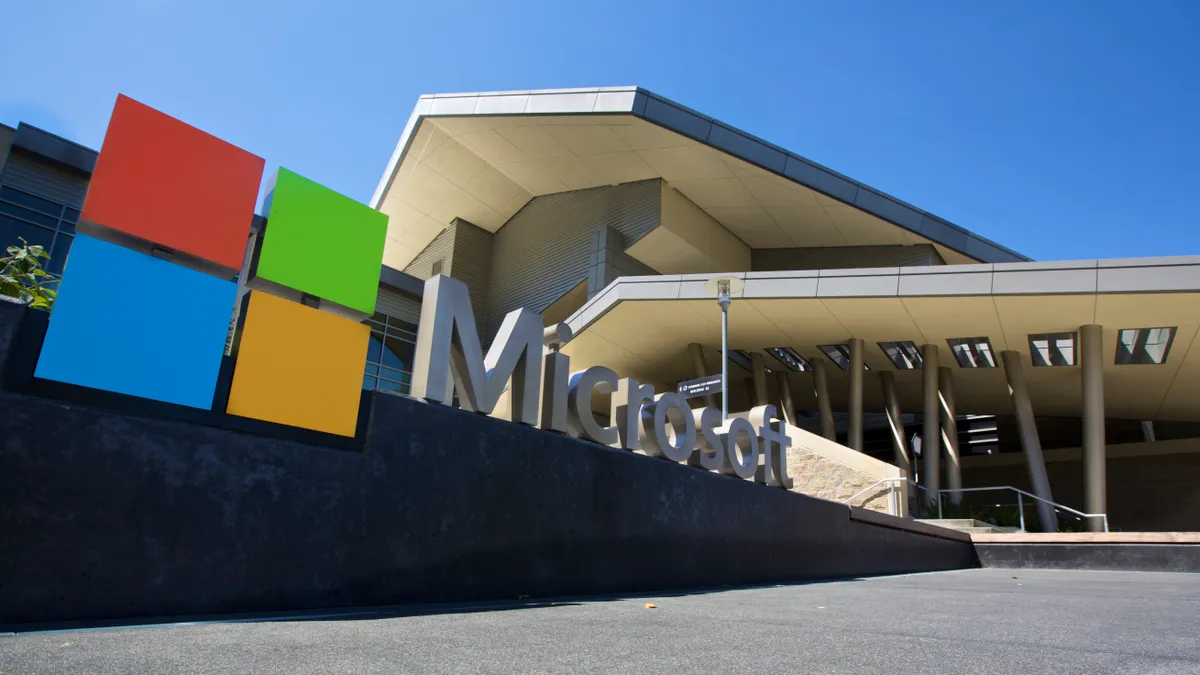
783,423 -> 907,515
788,450 -> 894,511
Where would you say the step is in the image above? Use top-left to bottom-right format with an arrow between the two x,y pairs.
915,519 -> 987,529
914,519 -> 1018,535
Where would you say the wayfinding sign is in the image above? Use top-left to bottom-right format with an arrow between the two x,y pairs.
678,375 -> 722,399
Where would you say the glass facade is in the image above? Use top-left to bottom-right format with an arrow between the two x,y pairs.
947,337 -> 997,368
1028,332 -> 1077,367
765,347 -> 811,372
0,185 -> 77,275
877,341 -> 923,370
818,344 -> 870,371
1115,327 -> 1176,365
362,311 -> 417,393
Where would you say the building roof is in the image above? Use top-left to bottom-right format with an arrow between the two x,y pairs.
372,87 -> 1029,270
560,256 -> 1200,422
10,122 -> 98,174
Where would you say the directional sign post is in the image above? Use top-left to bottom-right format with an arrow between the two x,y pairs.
678,374 -> 723,400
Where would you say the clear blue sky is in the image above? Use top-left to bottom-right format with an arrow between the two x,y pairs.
2,1 -> 1197,261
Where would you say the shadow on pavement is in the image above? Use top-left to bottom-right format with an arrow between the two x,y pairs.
2,571 -> 923,635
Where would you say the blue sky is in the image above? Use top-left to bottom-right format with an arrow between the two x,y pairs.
2,0 -> 1197,261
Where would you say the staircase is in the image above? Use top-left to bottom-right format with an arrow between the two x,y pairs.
915,519 -> 1019,535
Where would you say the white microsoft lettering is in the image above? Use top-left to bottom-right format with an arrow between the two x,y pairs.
411,275 -> 790,487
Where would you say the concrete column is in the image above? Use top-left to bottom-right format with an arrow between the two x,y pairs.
1080,324 -> 1107,532
879,371 -> 910,476
939,366 -> 962,505
920,344 -> 940,505
812,359 -> 835,441
847,338 -> 865,451
1000,350 -> 1059,532
750,352 -> 768,406
742,378 -> 756,412
687,343 -> 716,408
776,371 -> 797,426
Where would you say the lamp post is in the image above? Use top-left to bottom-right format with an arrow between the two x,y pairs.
718,280 -> 730,419
704,276 -> 744,421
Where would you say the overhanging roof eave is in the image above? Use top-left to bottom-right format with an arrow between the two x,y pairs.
371,86 -> 1030,264
565,257 -> 1200,338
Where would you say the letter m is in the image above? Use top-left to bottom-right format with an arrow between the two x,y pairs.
410,275 -> 543,425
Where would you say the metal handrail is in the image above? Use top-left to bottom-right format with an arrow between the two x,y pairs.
840,478 -> 1110,532
842,477 -> 906,509
909,481 -> 1109,533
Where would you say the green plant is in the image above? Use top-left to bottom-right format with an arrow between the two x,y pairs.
1,238 -> 59,310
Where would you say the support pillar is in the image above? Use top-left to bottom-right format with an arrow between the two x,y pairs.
847,338 -> 864,451
879,371 -> 910,476
687,343 -> 716,408
920,344 -> 940,506
1001,350 -> 1059,531
939,366 -> 962,505
812,359 -> 835,441
776,371 -> 797,426
1141,421 -> 1156,443
1080,324 -> 1107,532
750,352 -> 768,406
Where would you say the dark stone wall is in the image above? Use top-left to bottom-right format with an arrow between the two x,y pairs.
0,383 -> 974,626
0,298 -> 26,380
976,544 -> 1200,572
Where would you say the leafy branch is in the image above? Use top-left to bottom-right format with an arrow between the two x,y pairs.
1,238 -> 59,311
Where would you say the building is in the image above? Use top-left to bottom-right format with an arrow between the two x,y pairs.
371,87 -> 1200,533
5,86 -> 1199,532
0,122 -> 94,277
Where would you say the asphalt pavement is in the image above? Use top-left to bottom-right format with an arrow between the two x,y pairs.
2,568 -> 1198,674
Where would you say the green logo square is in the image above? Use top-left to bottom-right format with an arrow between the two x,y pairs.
255,168 -> 388,315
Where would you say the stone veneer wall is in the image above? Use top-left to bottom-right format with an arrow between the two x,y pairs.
789,451 -> 894,512
723,412 -> 906,515
783,423 -> 907,515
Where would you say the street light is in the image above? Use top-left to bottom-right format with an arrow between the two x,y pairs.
704,275 -> 744,420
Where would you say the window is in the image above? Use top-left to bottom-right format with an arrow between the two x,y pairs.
819,344 -> 870,371
765,347 -> 811,372
1115,327 -> 1176,365
0,185 -> 77,276
362,312 -> 418,393
946,337 -> 997,368
1028,332 -> 1077,367
431,259 -> 444,276
878,341 -> 922,370
727,349 -> 753,372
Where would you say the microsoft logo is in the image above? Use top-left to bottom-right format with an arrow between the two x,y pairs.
34,95 -> 388,437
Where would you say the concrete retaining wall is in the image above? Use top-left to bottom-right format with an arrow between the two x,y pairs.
0,386 -> 974,626
0,301 -> 973,626
976,544 -> 1200,572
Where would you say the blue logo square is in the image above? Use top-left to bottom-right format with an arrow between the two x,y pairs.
34,234 -> 238,409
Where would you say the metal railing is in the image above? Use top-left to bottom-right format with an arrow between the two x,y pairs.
914,483 -> 1109,533
842,477 -> 907,517
842,479 -> 1110,532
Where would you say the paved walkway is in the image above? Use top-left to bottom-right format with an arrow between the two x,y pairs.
2,569 -> 1198,674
